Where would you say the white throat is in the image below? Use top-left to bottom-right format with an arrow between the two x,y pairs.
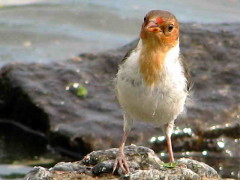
165,42 -> 180,62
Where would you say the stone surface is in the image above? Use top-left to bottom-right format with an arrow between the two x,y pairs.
24,145 -> 220,180
0,23 -> 240,178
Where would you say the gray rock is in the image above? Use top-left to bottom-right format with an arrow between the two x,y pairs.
52,162 -> 83,172
24,167 -> 51,180
177,158 -> 219,178
24,145 -> 220,180
128,168 -> 200,180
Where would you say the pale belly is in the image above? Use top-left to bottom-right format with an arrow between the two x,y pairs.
116,74 -> 187,126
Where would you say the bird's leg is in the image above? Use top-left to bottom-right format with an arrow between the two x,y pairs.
113,129 -> 130,174
164,120 -> 175,162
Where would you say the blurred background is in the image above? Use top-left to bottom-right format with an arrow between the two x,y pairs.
0,0 -> 240,179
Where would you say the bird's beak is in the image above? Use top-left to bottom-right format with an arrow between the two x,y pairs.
146,20 -> 161,33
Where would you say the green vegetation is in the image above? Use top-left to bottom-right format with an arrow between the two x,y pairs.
77,85 -> 88,98
66,82 -> 88,98
162,162 -> 178,168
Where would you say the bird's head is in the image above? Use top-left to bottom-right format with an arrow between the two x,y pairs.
140,10 -> 179,50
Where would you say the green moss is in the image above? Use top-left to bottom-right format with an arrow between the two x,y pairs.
77,85 -> 88,98
66,83 -> 88,98
162,162 -> 178,168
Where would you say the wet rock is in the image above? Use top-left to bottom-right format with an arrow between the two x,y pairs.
25,145 -> 220,180
202,123 -> 240,139
24,145 -> 220,180
0,23 -> 240,178
177,158 -> 218,178
52,162 -> 83,172
24,166 -> 51,180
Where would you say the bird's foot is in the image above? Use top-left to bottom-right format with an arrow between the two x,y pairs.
113,152 -> 130,174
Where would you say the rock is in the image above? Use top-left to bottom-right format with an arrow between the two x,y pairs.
24,145 -> 220,180
0,23 -> 240,178
24,166 -> 51,180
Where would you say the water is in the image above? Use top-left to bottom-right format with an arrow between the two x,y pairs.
0,164 -> 32,179
0,0 -> 240,66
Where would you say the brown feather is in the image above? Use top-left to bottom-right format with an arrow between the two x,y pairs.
139,45 -> 167,87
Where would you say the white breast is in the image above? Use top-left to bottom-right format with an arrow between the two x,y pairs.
116,42 -> 188,126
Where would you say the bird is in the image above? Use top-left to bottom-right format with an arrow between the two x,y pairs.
113,10 -> 191,174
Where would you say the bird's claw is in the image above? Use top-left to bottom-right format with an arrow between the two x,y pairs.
113,153 -> 130,174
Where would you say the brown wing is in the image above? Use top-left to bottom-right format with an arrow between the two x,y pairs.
120,48 -> 136,65
119,39 -> 140,65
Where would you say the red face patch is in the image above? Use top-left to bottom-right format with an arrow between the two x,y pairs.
156,17 -> 163,24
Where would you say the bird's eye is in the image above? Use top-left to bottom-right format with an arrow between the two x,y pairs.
144,17 -> 146,22
168,24 -> 174,32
